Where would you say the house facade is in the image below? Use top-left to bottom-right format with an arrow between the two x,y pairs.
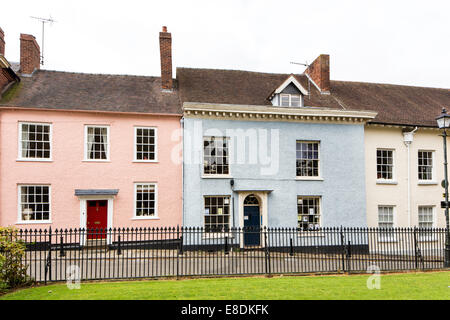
1,25 -> 448,241
328,81 -> 450,229
0,28 -> 182,239
178,58 -> 377,246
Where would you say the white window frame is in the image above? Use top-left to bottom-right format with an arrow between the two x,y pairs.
133,182 -> 158,220
202,136 -> 231,177
418,150 -> 435,183
296,141 -> 321,179
297,196 -> 322,232
133,126 -> 158,162
418,205 -> 436,241
84,125 -> 110,161
376,148 -> 396,184
280,93 -> 303,107
17,184 -> 52,224
203,195 -> 232,234
17,122 -> 52,161
377,205 -> 397,242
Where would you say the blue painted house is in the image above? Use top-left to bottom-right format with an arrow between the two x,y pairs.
177,55 -> 377,246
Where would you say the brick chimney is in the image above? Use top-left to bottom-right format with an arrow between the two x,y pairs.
305,54 -> 330,93
159,26 -> 173,90
0,27 -> 5,56
20,33 -> 40,75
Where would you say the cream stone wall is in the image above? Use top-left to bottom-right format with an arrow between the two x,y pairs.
365,125 -> 448,228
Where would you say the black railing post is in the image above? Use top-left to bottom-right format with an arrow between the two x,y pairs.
59,235 -> 65,257
176,226 -> 181,279
414,227 -> 418,270
46,227 -> 52,283
224,236 -> 229,255
289,237 -> 294,257
340,226 -> 346,273
346,240 -> 351,274
117,234 -> 122,255
264,228 -> 271,276
179,235 -> 184,255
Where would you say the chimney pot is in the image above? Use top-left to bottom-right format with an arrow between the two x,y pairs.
159,26 -> 172,90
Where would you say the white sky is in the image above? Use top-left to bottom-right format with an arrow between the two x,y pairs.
1,0 -> 450,88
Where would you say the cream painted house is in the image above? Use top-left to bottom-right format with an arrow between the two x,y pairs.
329,80 -> 450,229
365,125 -> 448,228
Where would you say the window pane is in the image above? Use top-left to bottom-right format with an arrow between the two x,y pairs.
203,137 -> 229,175
87,126 -> 109,160
291,95 -> 300,107
20,123 -> 51,159
20,185 -> 50,221
204,196 -> 231,232
297,197 -> 321,231
418,151 -> 433,180
135,184 -> 156,217
296,141 -> 319,177
135,128 -> 156,161
377,149 -> 393,179
281,95 -> 290,106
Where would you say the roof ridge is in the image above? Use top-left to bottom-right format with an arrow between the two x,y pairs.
331,79 -> 450,91
35,69 -> 165,79
176,66 -> 304,77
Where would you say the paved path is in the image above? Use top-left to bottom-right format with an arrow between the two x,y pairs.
24,249 -> 445,282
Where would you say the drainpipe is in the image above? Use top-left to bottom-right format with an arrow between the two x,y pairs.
403,127 -> 418,227
230,179 -> 236,228
180,117 -> 185,227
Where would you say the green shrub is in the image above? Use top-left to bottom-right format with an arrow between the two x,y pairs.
0,227 -> 32,289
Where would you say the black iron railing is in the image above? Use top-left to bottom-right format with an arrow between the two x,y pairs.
3,226 -> 448,283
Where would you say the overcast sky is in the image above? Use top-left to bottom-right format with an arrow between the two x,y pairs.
1,0 -> 449,88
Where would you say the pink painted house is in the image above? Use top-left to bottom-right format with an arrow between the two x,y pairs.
0,27 -> 182,232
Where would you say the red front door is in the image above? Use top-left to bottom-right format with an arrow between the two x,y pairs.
87,200 -> 108,239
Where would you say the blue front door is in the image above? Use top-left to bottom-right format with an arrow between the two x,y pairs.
244,205 -> 260,246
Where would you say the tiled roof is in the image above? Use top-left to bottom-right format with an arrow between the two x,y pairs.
176,67 -> 344,110
177,67 -> 450,127
0,70 -> 181,115
330,80 -> 450,127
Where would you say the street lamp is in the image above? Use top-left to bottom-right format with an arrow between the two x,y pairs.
436,108 -> 450,268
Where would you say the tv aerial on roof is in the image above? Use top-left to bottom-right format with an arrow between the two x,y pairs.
30,15 -> 56,66
290,61 -> 311,100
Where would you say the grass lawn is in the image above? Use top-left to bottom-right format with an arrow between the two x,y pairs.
1,271 -> 449,300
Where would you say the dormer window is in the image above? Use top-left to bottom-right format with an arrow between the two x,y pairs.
269,75 -> 308,108
280,94 -> 301,107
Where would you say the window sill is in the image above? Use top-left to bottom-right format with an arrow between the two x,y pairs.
16,220 -> 52,225
295,177 -> 323,181
418,181 -> 438,185
132,160 -> 159,163
16,159 -> 53,162
131,217 -> 160,220
82,160 -> 111,163
376,180 -> 398,185
201,175 -> 232,179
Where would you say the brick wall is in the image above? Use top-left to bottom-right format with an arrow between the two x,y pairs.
20,34 -> 40,75
305,54 -> 330,93
159,26 -> 173,90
